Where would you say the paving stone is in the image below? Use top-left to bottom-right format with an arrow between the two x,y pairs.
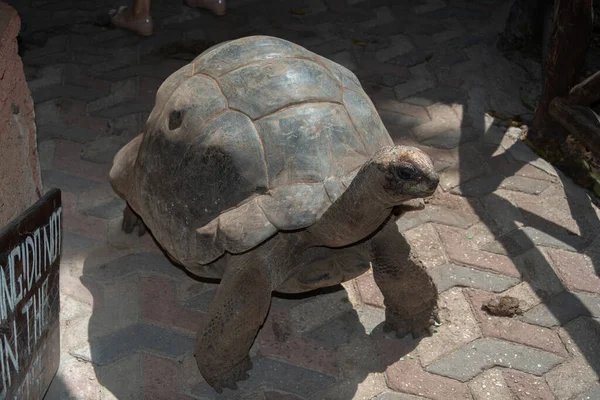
545,319 -> 600,400
498,175 -> 552,195
83,197 -> 126,220
26,63 -> 64,92
512,248 -> 565,300
403,223 -> 447,268
512,163 -> 559,183
258,309 -> 341,377
385,355 -> 470,399
522,291 -> 600,327
575,383 -> 600,400
356,59 -> 412,87
81,135 -> 133,164
466,289 -> 568,357
483,125 -> 507,145
468,369 -> 512,400
380,111 -> 428,140
96,354 -> 143,400
479,190 -> 525,236
38,138 -> 56,170
354,270 -> 384,308
412,0 -> 447,14
480,226 -> 583,257
328,50 -> 357,71
439,143 -> 493,190
426,338 -> 563,382
53,140 -> 111,181
92,100 -> 153,119
376,35 -> 414,62
360,6 -> 395,29
502,370 -> 556,400
436,224 -> 520,277
355,304 -> 386,335
45,357 -> 101,400
314,372 -> 388,400
404,87 -> 467,108
503,140 -> 559,178
374,98 -> 430,121
411,104 -> 464,148
394,79 -> 436,102
141,275 -> 206,334
37,123 -> 106,143
86,252 -> 188,281
62,231 -> 100,258
375,392 -> 429,400
546,248 -> 600,294
86,78 -> 137,113
304,311 -> 362,347
42,169 -> 102,193
142,353 -> 179,400
184,289 -> 217,313
501,282 -> 543,312
72,323 -> 194,365
32,83 -> 109,103
191,357 -> 336,399
450,174 -> 505,198
432,30 -> 463,44
396,196 -> 482,232
429,263 -> 519,293
418,288 -> 481,366
557,316 -> 600,366
289,288 -> 354,335
394,63 -> 434,99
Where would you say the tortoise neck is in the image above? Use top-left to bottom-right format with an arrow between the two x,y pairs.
306,162 -> 397,247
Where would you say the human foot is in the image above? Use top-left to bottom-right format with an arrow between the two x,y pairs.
110,6 -> 153,36
185,0 -> 226,16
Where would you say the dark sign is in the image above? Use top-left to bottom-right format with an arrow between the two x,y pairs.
0,189 -> 61,399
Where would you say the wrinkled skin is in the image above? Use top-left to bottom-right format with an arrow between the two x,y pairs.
116,145 -> 440,393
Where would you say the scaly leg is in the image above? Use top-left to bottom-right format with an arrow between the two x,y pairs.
194,250 -> 276,393
368,218 -> 438,338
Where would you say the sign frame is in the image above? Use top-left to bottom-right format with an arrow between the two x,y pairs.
0,188 -> 61,399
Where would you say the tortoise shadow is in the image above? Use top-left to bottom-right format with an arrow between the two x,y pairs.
79,238 -> 422,399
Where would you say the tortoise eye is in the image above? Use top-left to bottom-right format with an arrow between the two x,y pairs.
395,164 -> 419,180
168,110 -> 184,130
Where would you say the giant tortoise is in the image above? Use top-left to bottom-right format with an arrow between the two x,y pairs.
110,35 -> 440,393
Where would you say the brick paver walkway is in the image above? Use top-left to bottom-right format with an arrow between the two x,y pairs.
6,0 -> 600,398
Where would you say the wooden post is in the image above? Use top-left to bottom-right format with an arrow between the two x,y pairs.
531,0 -> 594,144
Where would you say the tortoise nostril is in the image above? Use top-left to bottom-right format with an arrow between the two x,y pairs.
168,110 -> 184,130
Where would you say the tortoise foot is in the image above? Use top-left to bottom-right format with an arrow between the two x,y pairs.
200,356 -> 252,394
383,307 -> 439,339
122,204 -> 147,236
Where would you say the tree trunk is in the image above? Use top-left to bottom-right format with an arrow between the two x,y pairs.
531,0 -> 594,145
499,0 -> 549,52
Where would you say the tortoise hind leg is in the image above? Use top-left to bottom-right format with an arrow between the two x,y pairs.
368,218 -> 438,338
194,251 -> 274,393
122,203 -> 146,236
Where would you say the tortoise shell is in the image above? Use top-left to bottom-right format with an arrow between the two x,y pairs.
129,36 -> 393,265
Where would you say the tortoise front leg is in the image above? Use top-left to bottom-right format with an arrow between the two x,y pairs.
368,219 -> 438,338
194,251 -> 274,393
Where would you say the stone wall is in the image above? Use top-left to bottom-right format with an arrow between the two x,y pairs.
0,2 -> 42,227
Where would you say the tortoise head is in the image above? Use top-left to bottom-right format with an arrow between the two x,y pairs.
372,145 -> 439,205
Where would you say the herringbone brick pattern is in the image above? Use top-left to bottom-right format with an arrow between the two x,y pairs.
7,0 -> 600,398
